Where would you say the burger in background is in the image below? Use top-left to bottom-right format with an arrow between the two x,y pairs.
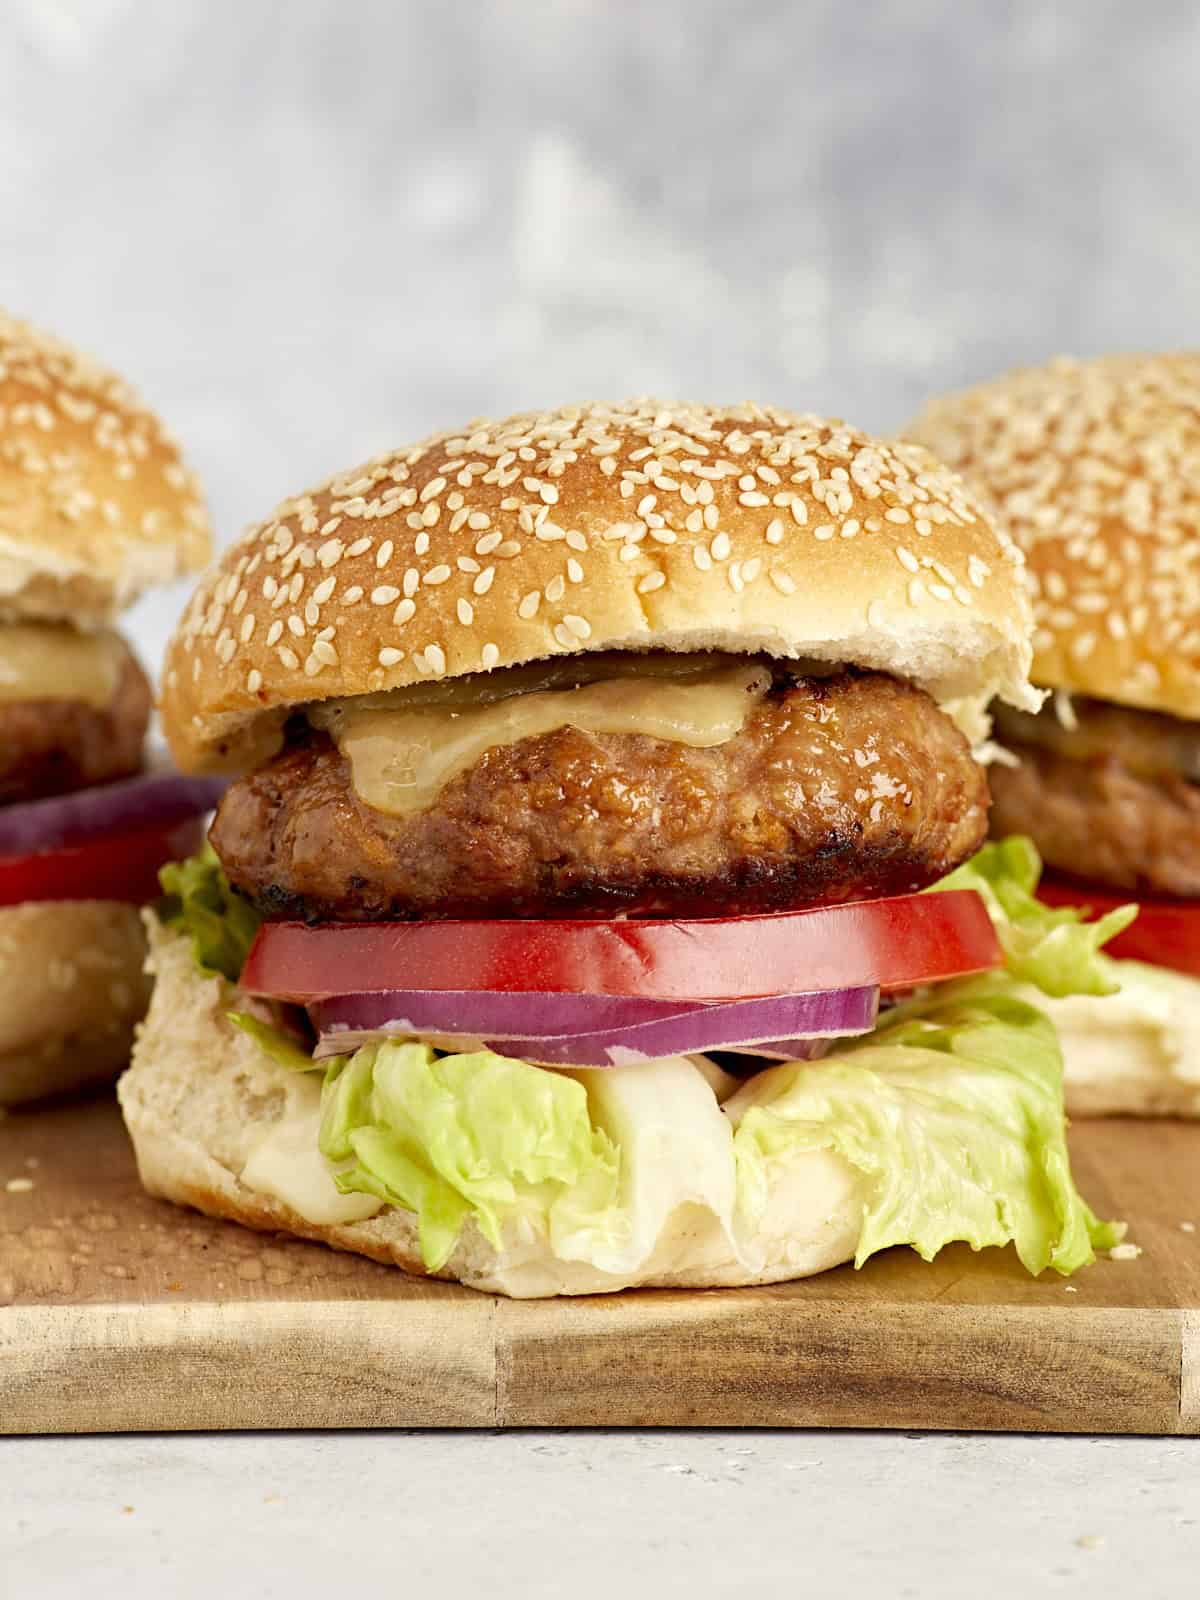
121,400 -> 1126,1297
0,313 -> 223,1106
909,352 -> 1200,1116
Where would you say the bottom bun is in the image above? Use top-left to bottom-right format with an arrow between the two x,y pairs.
0,900 -> 151,1107
118,920 -> 867,1298
1026,966 -> 1200,1119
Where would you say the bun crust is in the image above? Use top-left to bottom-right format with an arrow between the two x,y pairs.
119,920 -> 865,1298
0,312 -> 212,625
908,353 -> 1200,718
0,900 -> 150,1107
161,399 -> 1037,772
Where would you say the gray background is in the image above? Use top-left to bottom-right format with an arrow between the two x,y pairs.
3,0 -> 1199,661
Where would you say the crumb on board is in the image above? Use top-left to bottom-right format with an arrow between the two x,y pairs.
1181,1221 -> 1196,1234
1075,1535 -> 1105,1551
1064,1286 -> 1078,1293
4,1177 -> 34,1194
1108,1242 -> 1142,1261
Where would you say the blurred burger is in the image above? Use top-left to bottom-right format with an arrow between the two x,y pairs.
120,400 -> 1125,1297
0,313 -> 221,1105
909,352 -> 1200,1117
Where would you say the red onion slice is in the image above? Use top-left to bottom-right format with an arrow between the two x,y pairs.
312,985 -> 880,1066
0,772 -> 229,857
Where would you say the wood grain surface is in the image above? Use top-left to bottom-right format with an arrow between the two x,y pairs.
1,1094 -> 1196,1434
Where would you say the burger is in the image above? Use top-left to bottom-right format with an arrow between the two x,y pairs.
119,400 -> 1125,1297
909,352 -> 1200,1118
0,312 -> 221,1106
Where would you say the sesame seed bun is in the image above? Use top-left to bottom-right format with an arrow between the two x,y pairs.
0,899 -> 151,1107
0,312 -> 212,626
907,353 -> 1200,718
161,400 -> 1039,773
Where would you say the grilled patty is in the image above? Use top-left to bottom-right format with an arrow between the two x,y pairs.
0,646 -> 152,806
210,667 -> 988,922
991,697 -> 1200,897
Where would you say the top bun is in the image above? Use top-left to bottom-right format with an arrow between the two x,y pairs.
0,312 -> 212,627
162,398 -> 1038,772
908,352 -> 1200,719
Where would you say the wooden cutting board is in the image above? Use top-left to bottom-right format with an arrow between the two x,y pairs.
1,1093 -> 1196,1434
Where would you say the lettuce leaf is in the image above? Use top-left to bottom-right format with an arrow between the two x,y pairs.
227,1010 -> 316,1073
159,844 -> 262,983
320,1041 -> 621,1272
931,835 -> 1136,998
729,983 -> 1122,1276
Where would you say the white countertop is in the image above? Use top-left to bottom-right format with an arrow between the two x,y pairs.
3,1430 -> 1196,1596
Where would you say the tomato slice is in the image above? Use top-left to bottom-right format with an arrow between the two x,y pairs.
0,817 -> 207,908
240,889 -> 1001,1003
1039,874 -> 1200,980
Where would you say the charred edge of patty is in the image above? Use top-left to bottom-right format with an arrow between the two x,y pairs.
245,831 -> 956,925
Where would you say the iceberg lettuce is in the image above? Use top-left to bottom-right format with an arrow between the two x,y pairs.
159,843 -> 262,983
931,835 -> 1136,999
728,984 -> 1122,1277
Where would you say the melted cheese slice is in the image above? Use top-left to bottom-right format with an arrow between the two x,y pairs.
0,623 -> 127,707
240,1074 -> 383,1226
312,660 -> 771,818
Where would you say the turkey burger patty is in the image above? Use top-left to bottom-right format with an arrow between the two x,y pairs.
0,635 -> 152,805
209,661 -> 988,922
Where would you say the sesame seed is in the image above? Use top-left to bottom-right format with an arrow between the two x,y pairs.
518,590 -> 541,619
711,531 -> 732,561
897,546 -> 920,573
378,647 -> 404,667
563,613 -> 591,639
424,564 -> 451,586
371,586 -> 401,605
637,571 -> 666,594
765,518 -> 784,544
247,668 -> 262,693
481,642 -> 500,668
278,646 -> 299,671
769,569 -> 796,595
457,598 -> 474,625
425,644 -> 447,675
376,540 -> 394,568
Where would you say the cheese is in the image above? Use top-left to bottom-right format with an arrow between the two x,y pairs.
240,1074 -> 383,1226
0,622 -> 127,707
312,658 -> 772,818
